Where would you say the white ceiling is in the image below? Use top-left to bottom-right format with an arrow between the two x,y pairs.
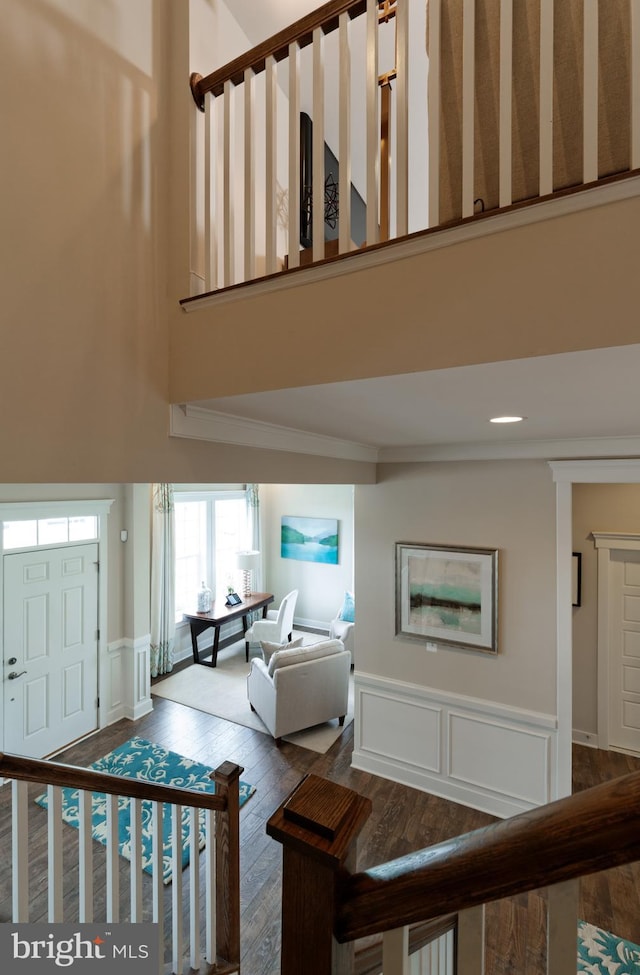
189,345 -> 640,462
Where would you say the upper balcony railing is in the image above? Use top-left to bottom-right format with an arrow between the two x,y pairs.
186,0 -> 640,300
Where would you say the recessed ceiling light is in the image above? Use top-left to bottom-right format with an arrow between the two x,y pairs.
489,416 -> 526,424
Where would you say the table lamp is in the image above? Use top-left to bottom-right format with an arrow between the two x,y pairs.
236,550 -> 260,596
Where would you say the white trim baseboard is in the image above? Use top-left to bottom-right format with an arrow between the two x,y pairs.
573,729 -> 599,748
351,673 -> 558,819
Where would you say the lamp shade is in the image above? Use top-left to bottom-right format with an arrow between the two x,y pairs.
236,550 -> 260,570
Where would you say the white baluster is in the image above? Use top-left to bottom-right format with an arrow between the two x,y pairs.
205,809 -> 216,965
288,42 -> 301,269
457,905 -> 485,975
547,878 -> 579,975
583,0 -> 599,183
12,780 -> 29,921
427,0 -> 441,227
339,11 -> 352,253
631,0 -> 640,168
106,793 -> 119,922
265,55 -> 278,275
204,91 -> 217,292
366,0 -> 379,246
47,785 -> 63,922
462,0 -> 476,218
78,789 -> 93,922
499,0 -> 513,207
312,26 -> 326,263
152,801 -> 164,975
189,807 -> 201,972
130,797 -> 143,922
539,0 -> 554,195
395,0 -> 409,237
171,804 -> 183,975
383,925 -> 410,974
223,78 -> 236,287
244,66 -> 256,282
189,81 -> 200,296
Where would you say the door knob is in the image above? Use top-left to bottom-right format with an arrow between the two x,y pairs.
7,671 -> 27,680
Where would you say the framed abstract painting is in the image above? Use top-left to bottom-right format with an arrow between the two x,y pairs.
395,542 -> 498,653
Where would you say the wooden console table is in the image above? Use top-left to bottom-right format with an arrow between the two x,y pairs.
183,592 -> 274,667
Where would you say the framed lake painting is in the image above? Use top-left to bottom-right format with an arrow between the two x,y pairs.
395,543 -> 498,653
281,516 -> 339,564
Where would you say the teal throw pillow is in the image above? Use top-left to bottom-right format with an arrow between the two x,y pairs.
339,591 -> 355,623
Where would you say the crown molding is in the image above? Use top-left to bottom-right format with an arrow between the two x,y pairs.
549,458 -> 640,482
592,531 -> 640,549
171,405 -> 640,465
378,437 -> 640,464
169,404 -> 380,462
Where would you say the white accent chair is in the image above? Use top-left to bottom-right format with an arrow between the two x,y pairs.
247,639 -> 350,744
244,589 -> 298,659
329,612 -> 355,667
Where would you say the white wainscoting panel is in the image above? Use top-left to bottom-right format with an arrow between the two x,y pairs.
448,712 -> 550,807
129,634 -> 152,721
103,636 -> 152,725
359,689 -> 442,773
101,641 -> 125,726
352,674 -> 557,818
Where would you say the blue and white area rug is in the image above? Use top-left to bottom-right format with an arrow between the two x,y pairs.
578,920 -> 640,974
36,736 -> 255,884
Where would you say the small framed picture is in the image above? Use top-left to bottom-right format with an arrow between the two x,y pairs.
226,592 -> 242,606
572,553 -> 582,607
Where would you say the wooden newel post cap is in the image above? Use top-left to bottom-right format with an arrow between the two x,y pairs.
267,774 -> 372,869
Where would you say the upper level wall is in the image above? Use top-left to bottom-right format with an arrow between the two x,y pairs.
170,185 -> 640,403
0,0 -> 373,484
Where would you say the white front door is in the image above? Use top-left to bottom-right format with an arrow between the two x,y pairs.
608,550 -> 640,753
3,544 -> 99,758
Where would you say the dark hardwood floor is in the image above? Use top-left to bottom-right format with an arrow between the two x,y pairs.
2,693 -> 640,974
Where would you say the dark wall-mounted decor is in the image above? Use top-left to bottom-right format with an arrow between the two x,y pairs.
300,112 -> 366,249
572,552 -> 582,607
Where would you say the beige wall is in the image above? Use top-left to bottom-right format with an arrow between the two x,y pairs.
356,460 -> 558,714
261,484 -> 354,626
572,482 -> 640,735
0,0 -> 372,485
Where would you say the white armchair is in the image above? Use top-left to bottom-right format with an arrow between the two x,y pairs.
329,614 -> 354,666
244,589 -> 298,659
247,639 -> 350,744
329,593 -> 355,666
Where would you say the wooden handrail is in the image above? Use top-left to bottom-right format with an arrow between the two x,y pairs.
0,751 -> 228,812
336,769 -> 640,942
191,0 -> 367,108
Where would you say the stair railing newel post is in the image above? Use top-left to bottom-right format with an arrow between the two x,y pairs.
213,760 -> 244,969
267,774 -> 372,975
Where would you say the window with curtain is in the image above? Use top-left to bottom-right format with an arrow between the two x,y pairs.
174,491 -> 248,621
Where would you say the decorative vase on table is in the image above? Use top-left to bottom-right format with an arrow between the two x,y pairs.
197,581 -> 212,613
